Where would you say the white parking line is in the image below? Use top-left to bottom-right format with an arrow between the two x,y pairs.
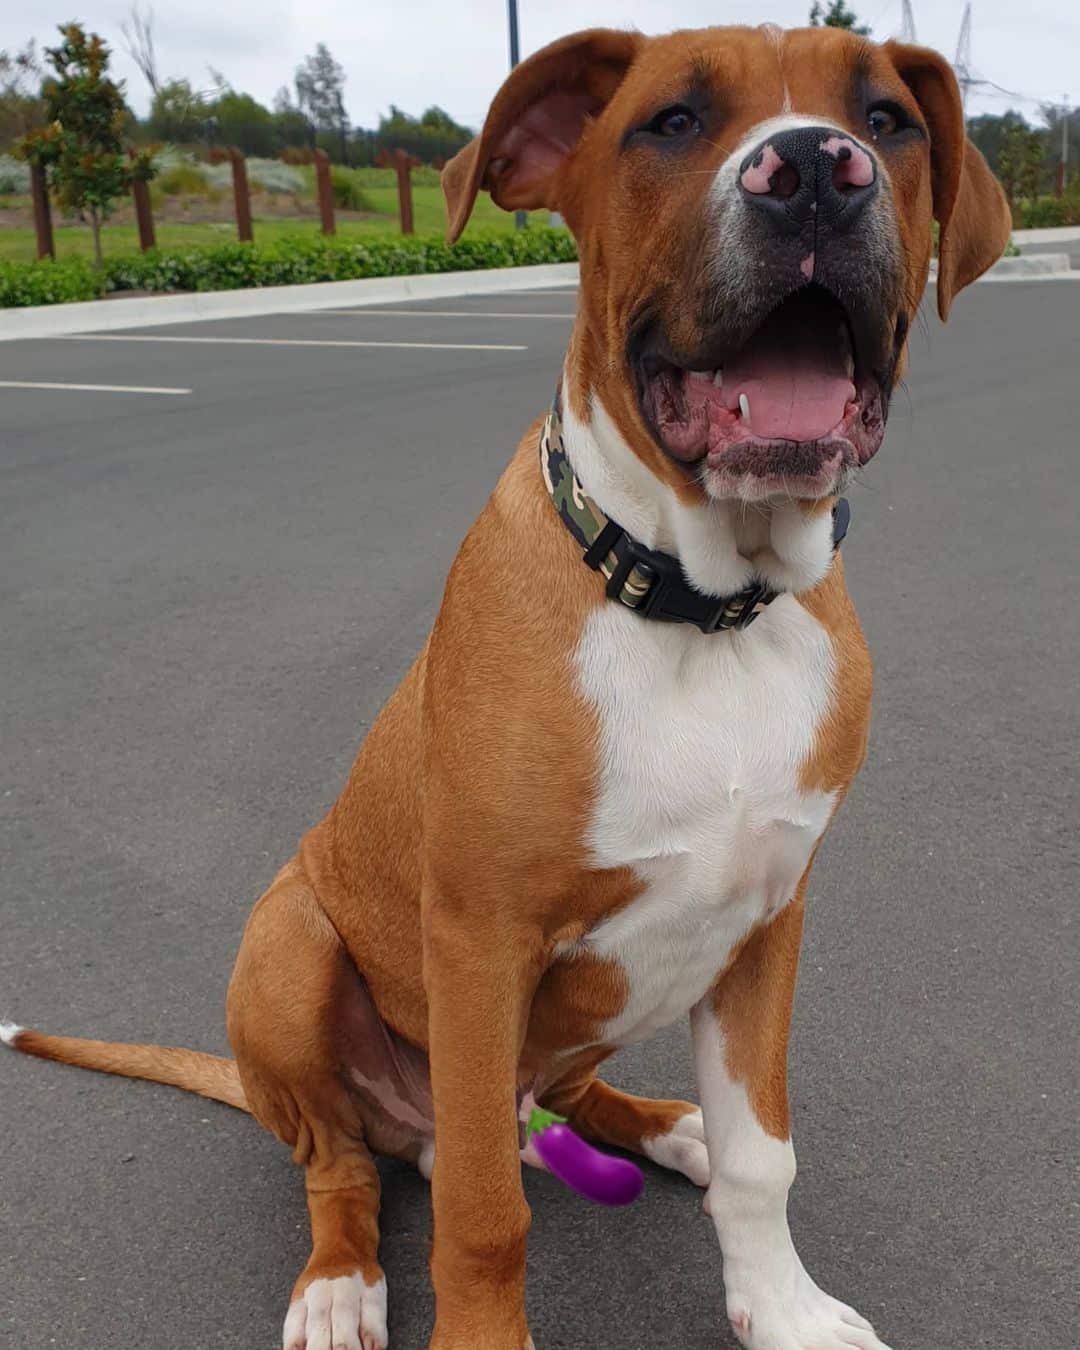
302,308 -> 575,319
0,379 -> 191,395
54,335 -> 527,352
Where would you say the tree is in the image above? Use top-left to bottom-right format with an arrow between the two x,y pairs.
273,85 -> 314,150
211,88 -> 277,157
120,4 -> 159,96
996,121 -> 1046,206
1018,126 -> 1047,204
1,42 -> 45,150
295,44 -> 348,161
147,77 -> 205,142
809,1 -> 872,34
0,41 -> 44,148
1040,102 -> 1079,195
967,108 -> 1029,186
374,105 -> 472,165
15,24 -> 144,266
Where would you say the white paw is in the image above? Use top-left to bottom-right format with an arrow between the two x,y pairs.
0,1021 -> 23,1047
283,1273 -> 388,1350
725,1265 -> 890,1350
642,1108 -> 710,1187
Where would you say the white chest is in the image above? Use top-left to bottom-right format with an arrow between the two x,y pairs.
569,596 -> 837,1047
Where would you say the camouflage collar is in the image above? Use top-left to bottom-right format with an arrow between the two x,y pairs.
539,399 -> 850,635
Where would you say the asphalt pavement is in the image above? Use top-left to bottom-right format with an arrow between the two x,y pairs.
1,277 -> 1077,1350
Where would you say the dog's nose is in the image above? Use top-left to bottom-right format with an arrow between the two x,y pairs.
739,126 -> 877,234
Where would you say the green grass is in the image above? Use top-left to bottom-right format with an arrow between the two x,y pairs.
0,185 -> 550,264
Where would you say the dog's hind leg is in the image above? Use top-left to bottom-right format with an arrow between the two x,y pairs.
540,1065 -> 709,1187
227,861 -> 390,1350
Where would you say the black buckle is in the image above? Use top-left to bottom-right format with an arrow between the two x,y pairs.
601,532 -> 768,635
731,582 -> 773,630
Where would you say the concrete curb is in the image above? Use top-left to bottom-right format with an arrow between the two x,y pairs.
0,261 -> 581,343
1011,226 -> 1080,245
928,252 -> 1073,281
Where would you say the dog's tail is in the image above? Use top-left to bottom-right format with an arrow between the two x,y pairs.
0,1019 -> 249,1112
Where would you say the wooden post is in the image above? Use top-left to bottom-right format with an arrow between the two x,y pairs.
376,148 -> 421,235
314,148 -> 336,236
30,161 -> 55,261
229,148 -> 254,243
132,176 -> 156,251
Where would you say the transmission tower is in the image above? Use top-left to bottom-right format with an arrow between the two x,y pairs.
954,3 -> 975,112
899,0 -> 918,43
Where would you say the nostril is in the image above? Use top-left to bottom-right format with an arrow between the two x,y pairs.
740,143 -> 786,195
740,145 -> 801,200
824,137 -> 876,193
772,162 -> 800,200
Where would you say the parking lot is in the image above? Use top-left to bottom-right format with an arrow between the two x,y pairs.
1,277 -> 1077,1349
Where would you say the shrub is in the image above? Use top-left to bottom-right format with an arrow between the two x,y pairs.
97,226 -> 576,296
202,157 -> 306,194
330,166 -> 371,212
0,226 -> 577,307
1064,178 -> 1080,227
0,154 -> 31,193
249,160 -> 306,194
1014,196 -> 1066,229
0,256 -> 103,306
155,161 -> 211,195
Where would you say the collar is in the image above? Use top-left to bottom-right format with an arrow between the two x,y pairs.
539,398 -> 850,635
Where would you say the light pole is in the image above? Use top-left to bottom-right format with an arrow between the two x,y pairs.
1059,95 -> 1070,199
508,0 -> 520,68
508,0 -> 526,229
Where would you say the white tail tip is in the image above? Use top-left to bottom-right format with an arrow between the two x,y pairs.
0,1021 -> 23,1047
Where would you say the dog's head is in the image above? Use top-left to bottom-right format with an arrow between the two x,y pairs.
443,25 -> 1010,504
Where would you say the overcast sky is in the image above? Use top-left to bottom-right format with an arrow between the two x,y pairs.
2,1 -> 1074,130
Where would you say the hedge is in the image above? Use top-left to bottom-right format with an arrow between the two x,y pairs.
0,256 -> 103,307
0,227 -> 578,308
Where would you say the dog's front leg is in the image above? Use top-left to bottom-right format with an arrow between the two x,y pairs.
423,893 -> 539,1350
691,894 -> 891,1350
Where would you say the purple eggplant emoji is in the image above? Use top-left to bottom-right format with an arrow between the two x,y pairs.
525,1106 -> 644,1207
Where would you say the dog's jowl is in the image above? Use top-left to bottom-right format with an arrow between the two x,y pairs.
4,22 -> 1010,1350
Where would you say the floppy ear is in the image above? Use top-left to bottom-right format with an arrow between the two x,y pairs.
884,41 -> 1012,320
441,28 -> 641,243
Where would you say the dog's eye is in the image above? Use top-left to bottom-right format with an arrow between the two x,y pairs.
866,105 -> 900,138
647,105 -> 701,139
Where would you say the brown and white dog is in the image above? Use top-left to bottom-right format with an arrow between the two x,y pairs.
3,24 -> 1009,1350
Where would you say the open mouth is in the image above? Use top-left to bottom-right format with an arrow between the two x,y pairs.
636,285 -> 887,499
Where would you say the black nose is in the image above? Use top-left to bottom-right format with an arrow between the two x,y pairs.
739,125 -> 878,234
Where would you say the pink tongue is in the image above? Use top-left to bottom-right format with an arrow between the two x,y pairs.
722,307 -> 855,442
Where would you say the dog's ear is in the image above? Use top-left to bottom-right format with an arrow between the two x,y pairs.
442,28 -> 641,243
884,41 -> 1012,320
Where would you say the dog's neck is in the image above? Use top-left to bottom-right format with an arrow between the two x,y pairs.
559,374 -> 839,599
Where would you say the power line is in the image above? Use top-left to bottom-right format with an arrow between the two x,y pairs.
899,2 -> 1073,114
954,2 -> 975,112
899,0 -> 918,43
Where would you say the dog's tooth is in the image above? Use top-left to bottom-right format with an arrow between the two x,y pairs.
687,370 -> 714,383
845,353 -> 855,380
713,369 -> 724,390
738,393 -> 751,422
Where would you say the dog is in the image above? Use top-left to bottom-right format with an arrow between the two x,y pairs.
2,23 -> 1010,1350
